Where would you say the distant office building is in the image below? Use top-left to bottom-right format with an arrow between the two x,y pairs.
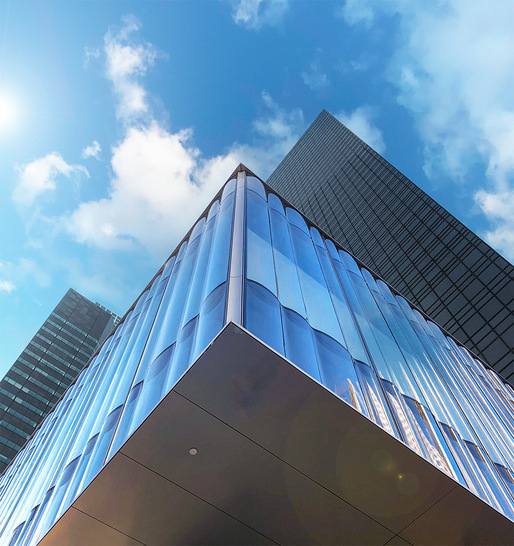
0,168 -> 512,546
267,110 -> 514,383
0,289 -> 119,473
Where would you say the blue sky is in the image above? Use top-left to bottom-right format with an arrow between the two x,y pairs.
0,0 -> 513,379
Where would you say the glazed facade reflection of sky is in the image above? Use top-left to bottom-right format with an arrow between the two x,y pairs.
1,173 -> 513,545
243,176 -> 514,517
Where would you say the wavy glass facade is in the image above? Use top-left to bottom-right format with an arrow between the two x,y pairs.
267,110 -> 514,383
0,169 -> 513,545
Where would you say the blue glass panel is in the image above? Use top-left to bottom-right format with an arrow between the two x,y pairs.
315,241 -> 367,359
53,457 -> 80,511
313,331 -> 367,415
289,224 -> 342,342
8,502 -> 38,546
106,381 -> 144,459
325,238 -> 340,261
191,283 -> 227,362
132,288 -> 150,317
285,207 -> 308,233
408,321 -> 477,443
402,396 -> 455,475
207,199 -> 220,222
222,179 -> 236,200
354,361 -> 397,437
335,266 -> 389,375
496,464 -> 514,498
269,209 -> 305,316
175,240 -> 188,264
165,316 -> 199,392
246,190 -> 277,295
367,289 -> 425,401
440,423 -> 492,498
34,456 -> 80,540
8,522 -> 24,546
182,218 -> 216,325
203,191 -> 235,296
465,441 -> 514,516
247,176 -> 266,198
339,250 -> 363,278
131,344 -> 176,435
361,268 -> 380,293
58,433 -> 98,515
160,256 -> 175,280
189,217 -> 206,243
380,379 -> 424,454
244,280 -> 284,354
395,295 -> 419,323
309,226 -> 325,248
79,405 -> 123,491
24,487 -> 54,545
282,308 -> 321,381
376,279 -> 397,306
268,192 -> 285,215
144,234 -> 202,361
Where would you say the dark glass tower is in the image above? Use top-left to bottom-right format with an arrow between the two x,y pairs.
0,289 -> 119,473
267,110 -> 514,383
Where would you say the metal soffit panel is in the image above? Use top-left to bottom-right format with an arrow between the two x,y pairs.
41,324 -> 514,546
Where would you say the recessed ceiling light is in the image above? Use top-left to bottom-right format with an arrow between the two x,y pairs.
189,448 -> 198,455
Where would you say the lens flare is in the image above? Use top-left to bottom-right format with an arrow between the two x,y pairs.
0,93 -> 17,131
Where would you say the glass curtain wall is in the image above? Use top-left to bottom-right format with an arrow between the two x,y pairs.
1,171 -> 513,546
0,180 -> 237,546
243,177 -> 514,521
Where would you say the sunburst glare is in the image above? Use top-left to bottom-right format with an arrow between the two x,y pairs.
0,93 -> 18,131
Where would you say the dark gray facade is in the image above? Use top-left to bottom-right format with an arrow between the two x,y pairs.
267,110 -> 514,383
0,289 -> 119,473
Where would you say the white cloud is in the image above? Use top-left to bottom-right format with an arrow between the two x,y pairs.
337,0 -> 375,27
301,48 -> 331,92
474,188 -> 514,262
335,106 -> 385,154
341,0 -> 514,260
82,140 -> 102,159
0,258 -> 51,293
13,153 -> 89,207
22,18 -> 304,263
68,92 -> 304,258
301,63 -> 330,91
0,280 -> 15,293
69,123 -> 201,254
228,0 -> 289,29
104,15 -> 159,121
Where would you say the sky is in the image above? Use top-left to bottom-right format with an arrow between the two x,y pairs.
0,0 -> 513,379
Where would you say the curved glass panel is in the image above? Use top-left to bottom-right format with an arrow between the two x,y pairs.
268,192 -> 285,214
246,190 -> 277,295
221,178 -> 236,200
203,191 -> 235,296
282,308 -> 321,381
269,209 -> 305,316
191,282 -> 227,362
285,207 -> 308,233
244,280 -> 284,354
247,176 -> 266,198
313,331 -> 367,414
288,224 -> 342,342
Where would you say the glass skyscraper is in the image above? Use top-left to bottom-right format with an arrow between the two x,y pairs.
0,168 -> 512,545
0,289 -> 119,474
267,110 -> 514,384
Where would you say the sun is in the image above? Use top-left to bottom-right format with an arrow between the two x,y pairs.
0,93 -> 18,131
